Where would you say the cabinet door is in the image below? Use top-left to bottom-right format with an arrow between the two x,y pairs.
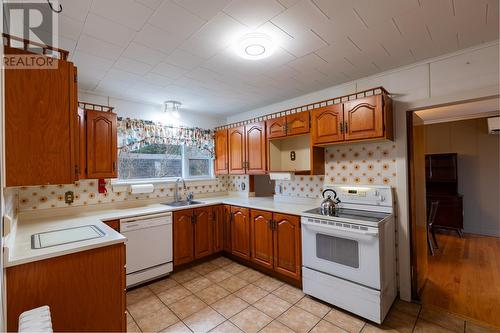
212,206 -> 224,253
266,116 -> 286,139
286,111 -> 310,136
228,126 -> 246,174
194,207 -> 213,259
273,213 -> 301,280
5,47 -> 77,186
311,104 -> 344,144
223,205 -> 232,252
245,122 -> 266,175
86,110 -> 117,178
76,107 -> 87,179
231,206 -> 251,260
173,209 -> 194,266
250,209 -> 274,270
344,95 -> 383,141
215,129 -> 229,175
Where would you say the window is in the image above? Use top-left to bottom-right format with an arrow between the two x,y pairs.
118,144 -> 213,181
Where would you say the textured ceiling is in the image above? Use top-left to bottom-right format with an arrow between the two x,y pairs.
54,0 -> 498,115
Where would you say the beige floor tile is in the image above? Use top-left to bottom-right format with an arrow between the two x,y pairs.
126,311 -> 134,324
183,276 -> 214,293
184,307 -> 226,333
310,319 -> 349,333
209,321 -> 244,333
128,295 -> 165,320
272,284 -> 305,304
392,299 -> 421,317
253,275 -> 284,292
324,308 -> 365,333
157,285 -> 192,305
277,306 -> 321,333
196,284 -> 231,304
382,308 -> 417,333
169,295 -> 207,319
193,262 -> 219,275
135,307 -> 179,333
218,276 -> 249,293
205,268 -> 233,283
235,284 -> 268,304
127,320 -> 141,332
420,308 -> 465,333
253,294 -> 291,318
223,262 -> 248,275
171,268 -> 201,283
210,256 -> 234,268
466,321 -> 500,333
161,321 -> 192,333
230,306 -> 272,333
361,323 -> 400,332
127,286 -> 154,306
236,269 -> 265,283
296,296 -> 332,317
211,295 -> 249,319
259,320 -> 295,333
414,318 -> 457,333
148,277 -> 179,294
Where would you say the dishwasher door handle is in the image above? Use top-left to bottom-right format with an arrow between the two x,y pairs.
121,212 -> 172,223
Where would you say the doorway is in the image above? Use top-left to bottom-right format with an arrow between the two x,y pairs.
407,97 -> 500,328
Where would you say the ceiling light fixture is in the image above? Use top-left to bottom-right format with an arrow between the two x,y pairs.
237,33 -> 275,60
164,100 -> 181,118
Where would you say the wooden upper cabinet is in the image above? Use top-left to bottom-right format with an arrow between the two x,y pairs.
231,206 -> 251,260
194,207 -> 213,259
173,209 -> 194,267
215,129 -> 229,175
76,107 -> 86,180
286,111 -> 310,136
228,126 -> 246,174
311,104 -> 344,145
250,210 -> 274,270
86,110 -> 118,178
245,122 -> 266,175
344,95 -> 383,141
273,213 -> 301,280
266,116 -> 287,139
5,46 -> 78,186
212,206 -> 224,253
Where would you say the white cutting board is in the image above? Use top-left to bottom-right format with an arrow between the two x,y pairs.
32,225 -> 104,249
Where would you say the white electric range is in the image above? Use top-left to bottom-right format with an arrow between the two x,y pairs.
301,184 -> 396,324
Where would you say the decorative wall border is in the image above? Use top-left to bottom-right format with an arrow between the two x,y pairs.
78,101 -> 115,113
215,86 -> 389,130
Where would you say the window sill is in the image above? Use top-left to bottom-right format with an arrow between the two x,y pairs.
110,177 -> 217,191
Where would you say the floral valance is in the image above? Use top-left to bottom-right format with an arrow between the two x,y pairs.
117,118 -> 214,156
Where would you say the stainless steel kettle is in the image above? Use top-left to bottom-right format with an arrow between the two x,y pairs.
320,189 -> 341,215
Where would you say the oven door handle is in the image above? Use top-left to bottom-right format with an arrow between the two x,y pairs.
302,220 -> 379,236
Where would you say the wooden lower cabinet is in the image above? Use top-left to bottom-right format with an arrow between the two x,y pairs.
213,205 -> 224,252
273,213 -> 301,280
194,207 -> 213,259
231,206 -> 251,260
6,243 -> 126,332
173,209 -> 195,266
223,205 -> 232,252
103,219 -> 120,232
250,209 -> 274,270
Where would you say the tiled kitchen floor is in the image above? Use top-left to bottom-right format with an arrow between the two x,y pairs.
126,257 -> 499,333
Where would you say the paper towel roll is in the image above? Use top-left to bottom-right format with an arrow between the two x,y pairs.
130,184 -> 154,194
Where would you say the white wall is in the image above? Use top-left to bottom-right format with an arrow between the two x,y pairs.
79,91 -> 222,129
223,40 -> 500,301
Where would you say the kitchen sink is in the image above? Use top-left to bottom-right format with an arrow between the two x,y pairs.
162,200 -> 204,207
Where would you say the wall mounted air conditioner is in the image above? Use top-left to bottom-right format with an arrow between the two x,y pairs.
487,116 -> 500,134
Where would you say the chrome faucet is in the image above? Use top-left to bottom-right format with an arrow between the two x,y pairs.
174,178 -> 186,202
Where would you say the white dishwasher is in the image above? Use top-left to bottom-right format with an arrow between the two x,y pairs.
120,212 -> 173,287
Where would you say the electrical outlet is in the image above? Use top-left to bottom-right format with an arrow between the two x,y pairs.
65,191 -> 74,204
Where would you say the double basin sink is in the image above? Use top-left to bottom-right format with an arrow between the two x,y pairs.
161,200 -> 204,207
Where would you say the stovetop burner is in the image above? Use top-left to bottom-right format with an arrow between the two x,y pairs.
303,207 -> 390,223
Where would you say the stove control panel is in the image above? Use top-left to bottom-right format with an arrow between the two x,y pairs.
325,185 -> 392,208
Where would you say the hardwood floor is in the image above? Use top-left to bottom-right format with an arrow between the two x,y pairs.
421,232 -> 500,328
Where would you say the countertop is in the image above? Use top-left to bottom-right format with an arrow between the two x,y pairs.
6,195 -> 319,268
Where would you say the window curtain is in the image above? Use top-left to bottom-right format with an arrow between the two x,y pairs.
117,118 -> 215,157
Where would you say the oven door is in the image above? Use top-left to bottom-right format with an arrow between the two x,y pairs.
301,217 -> 381,290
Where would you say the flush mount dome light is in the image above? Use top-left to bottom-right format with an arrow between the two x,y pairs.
164,100 -> 181,118
237,33 -> 275,60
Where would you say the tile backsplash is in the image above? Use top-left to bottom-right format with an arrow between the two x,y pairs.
276,141 -> 397,199
15,175 -> 248,212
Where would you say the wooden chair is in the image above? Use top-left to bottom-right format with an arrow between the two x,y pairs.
427,201 -> 439,256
